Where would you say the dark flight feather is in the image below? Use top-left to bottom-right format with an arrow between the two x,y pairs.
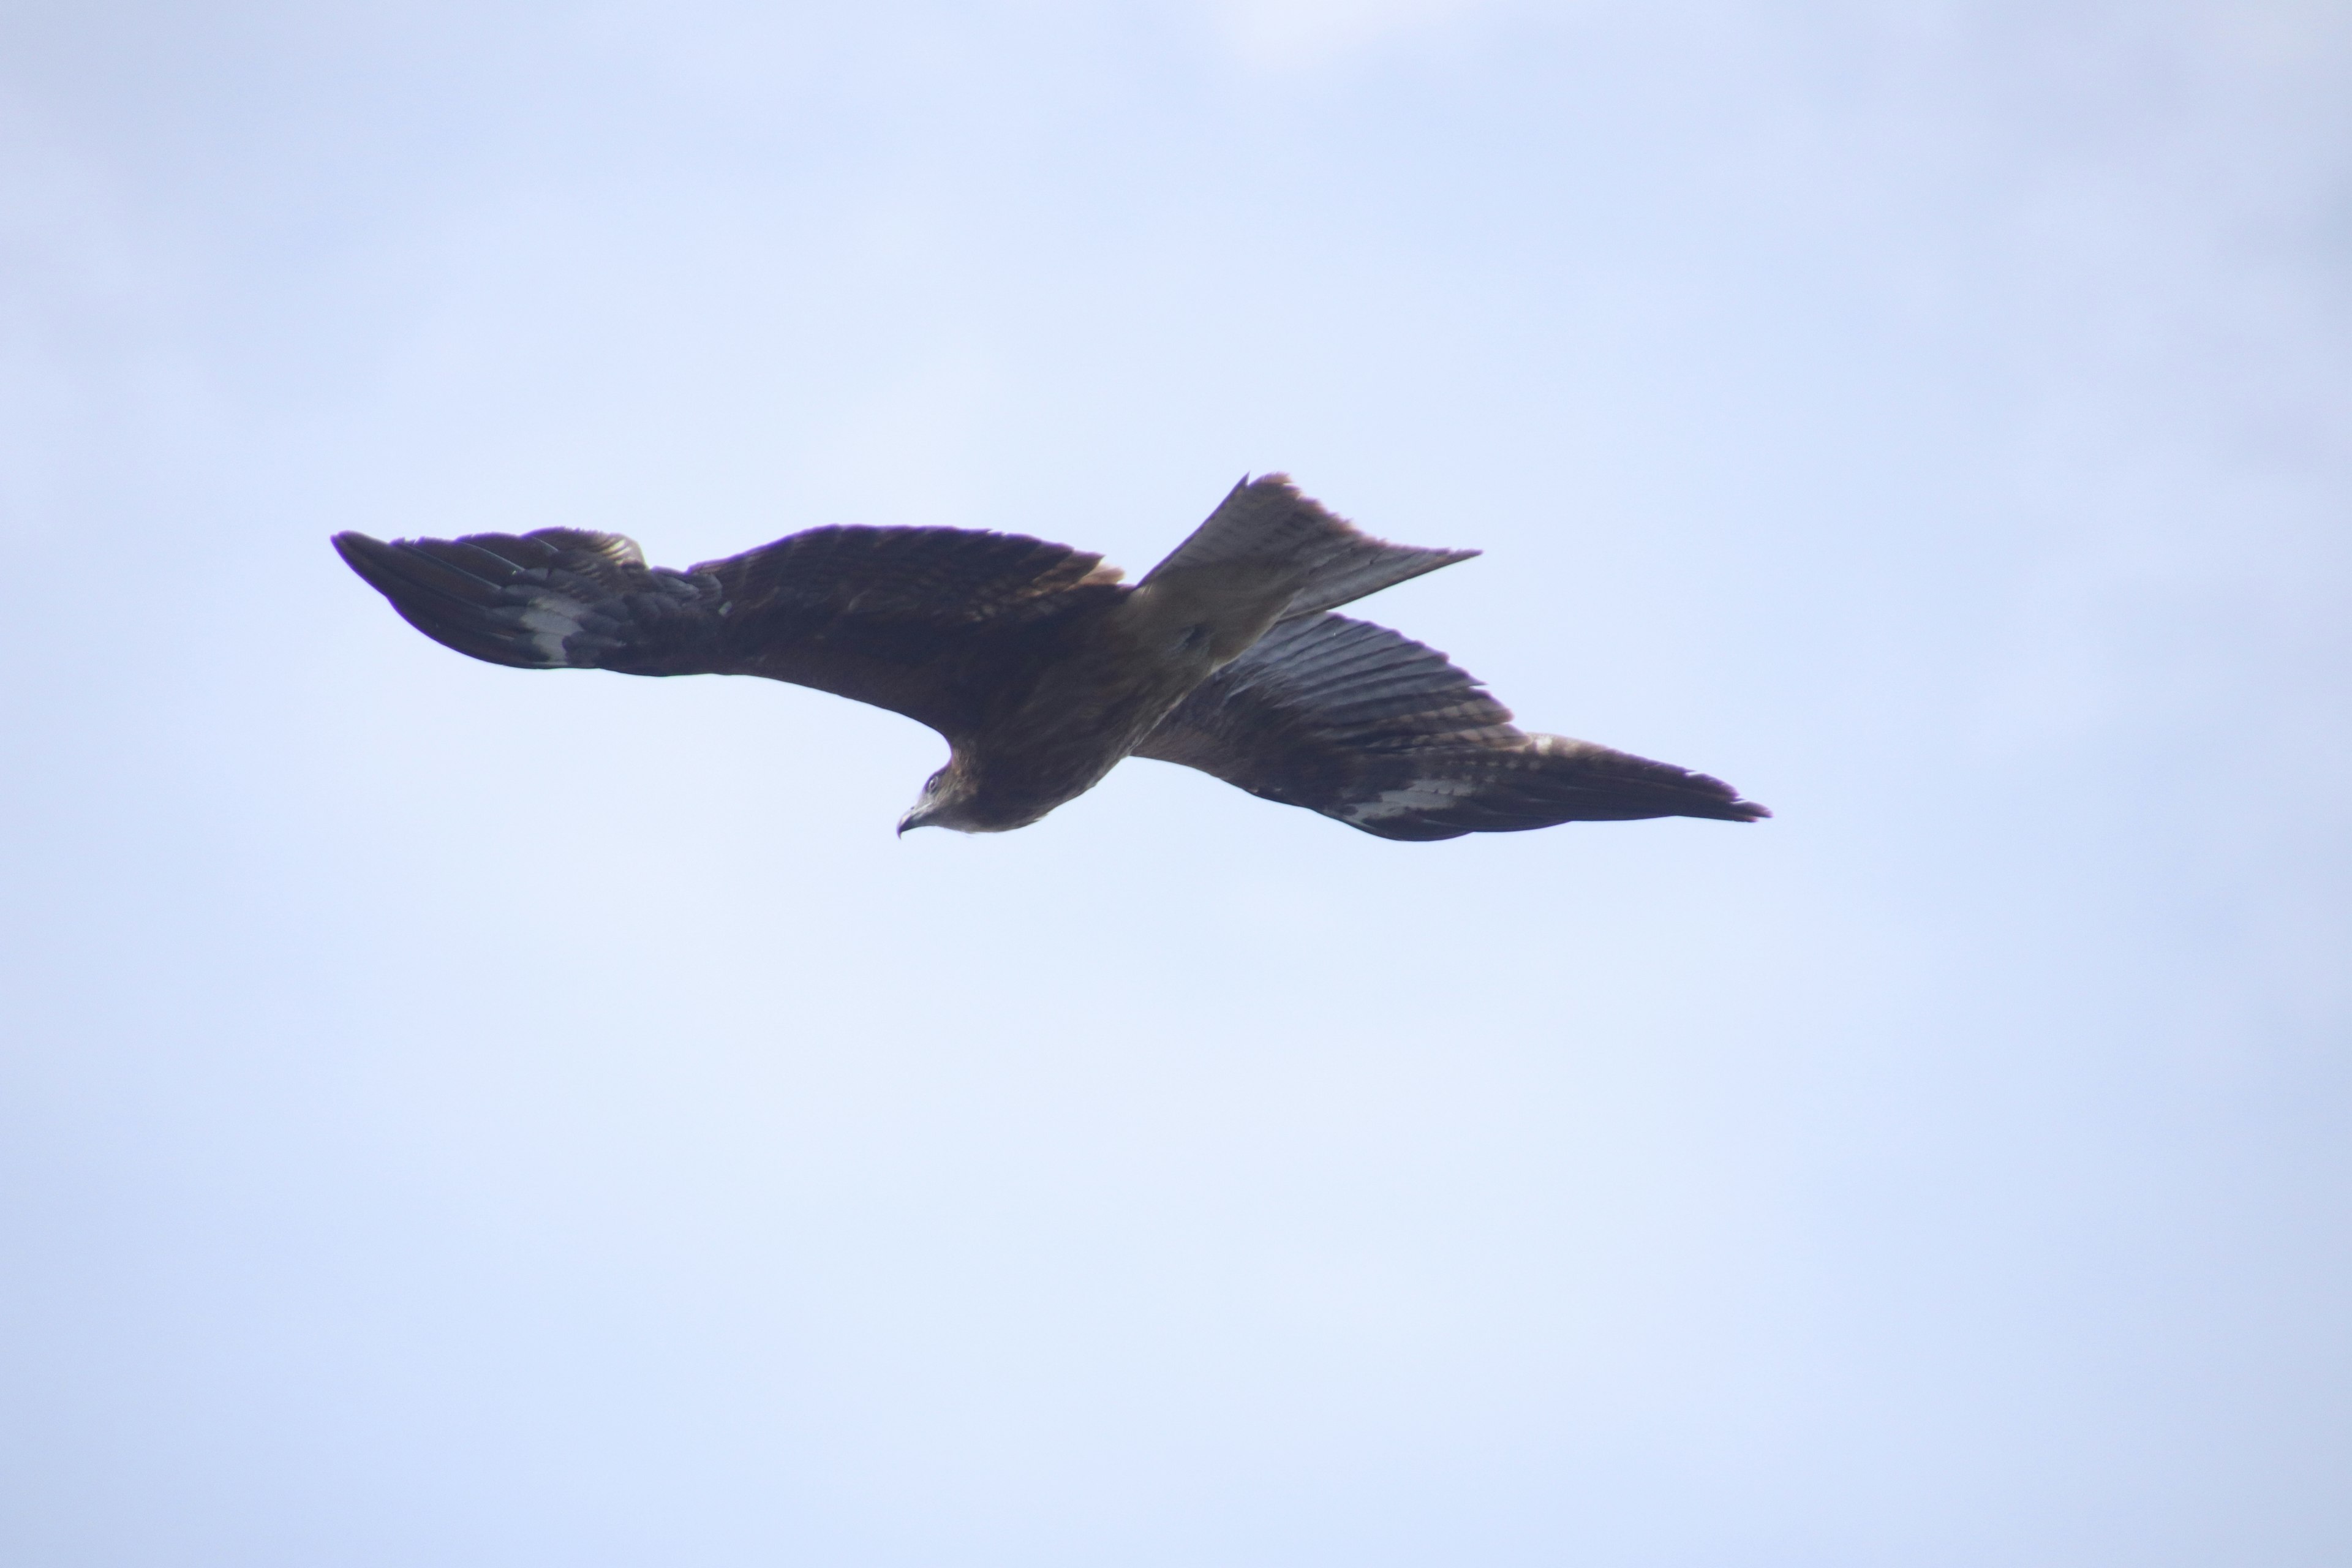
1134,612 -> 1770,839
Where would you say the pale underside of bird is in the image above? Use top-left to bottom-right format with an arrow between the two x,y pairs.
332,475 -> 1770,840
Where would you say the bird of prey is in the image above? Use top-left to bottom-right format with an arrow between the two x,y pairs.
332,475 -> 1769,840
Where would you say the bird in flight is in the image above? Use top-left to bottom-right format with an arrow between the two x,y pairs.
333,475 -> 1768,839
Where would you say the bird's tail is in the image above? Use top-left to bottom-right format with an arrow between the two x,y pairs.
1130,476 -> 1476,662
1142,475 -> 1477,620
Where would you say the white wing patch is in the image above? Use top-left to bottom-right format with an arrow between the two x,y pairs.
1339,777 -> 1477,824
517,597 -> 588,665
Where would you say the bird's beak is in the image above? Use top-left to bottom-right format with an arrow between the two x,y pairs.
896,808 -> 929,837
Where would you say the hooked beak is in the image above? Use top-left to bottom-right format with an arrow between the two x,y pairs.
896,807 -> 931,837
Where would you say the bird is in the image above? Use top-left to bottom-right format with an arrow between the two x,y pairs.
331,474 -> 1769,840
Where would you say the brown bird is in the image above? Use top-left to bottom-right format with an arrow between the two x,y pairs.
331,475 -> 1768,839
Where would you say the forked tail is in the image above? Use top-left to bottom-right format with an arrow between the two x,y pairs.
1139,475 -> 1477,624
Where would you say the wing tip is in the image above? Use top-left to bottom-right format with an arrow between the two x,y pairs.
1683,768 -> 1772,823
331,529 -> 413,597
330,528 -> 383,563
331,527 -> 566,669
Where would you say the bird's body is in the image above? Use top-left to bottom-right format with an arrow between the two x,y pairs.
894,593 -> 1226,833
333,475 -> 1769,839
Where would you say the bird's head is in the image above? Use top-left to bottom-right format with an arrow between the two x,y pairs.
897,756 -> 1044,835
898,762 -> 979,836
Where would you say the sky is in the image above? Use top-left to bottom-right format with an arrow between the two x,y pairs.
3,1 -> 2348,1563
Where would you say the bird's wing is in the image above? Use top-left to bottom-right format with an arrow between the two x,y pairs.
1133,612 -> 1770,839
333,524 -> 1126,737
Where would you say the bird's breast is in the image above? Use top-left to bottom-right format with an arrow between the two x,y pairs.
951,612 -> 1227,826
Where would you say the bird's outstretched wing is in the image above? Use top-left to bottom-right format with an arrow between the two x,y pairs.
1133,612 -> 1770,840
332,524 -> 1126,737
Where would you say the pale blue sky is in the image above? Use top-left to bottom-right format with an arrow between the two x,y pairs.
4,2 -> 2348,1564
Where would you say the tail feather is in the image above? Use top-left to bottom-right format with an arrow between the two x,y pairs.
1140,475 -> 1477,622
